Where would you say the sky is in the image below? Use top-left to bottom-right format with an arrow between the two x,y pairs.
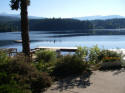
0,0 -> 125,18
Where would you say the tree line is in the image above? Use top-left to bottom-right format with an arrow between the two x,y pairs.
0,18 -> 93,32
29,18 -> 93,30
1,18 -> 125,32
0,23 -> 19,32
91,18 -> 125,29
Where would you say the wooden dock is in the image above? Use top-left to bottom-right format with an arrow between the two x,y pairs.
30,46 -> 78,54
30,46 -> 78,60
0,47 -> 78,57
37,46 -> 78,52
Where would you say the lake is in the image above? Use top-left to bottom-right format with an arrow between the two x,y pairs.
0,30 -> 125,51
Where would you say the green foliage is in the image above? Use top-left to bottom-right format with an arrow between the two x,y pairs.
98,50 -> 121,62
2,17 -> 125,33
0,56 -> 52,93
0,46 -> 124,93
0,71 -> 31,93
0,84 -> 29,93
75,46 -> 89,59
35,49 -> 57,63
29,18 -> 93,31
99,50 -> 123,70
89,45 -> 101,64
33,60 -> 56,74
52,55 -> 89,78
92,18 -> 125,29
0,51 -> 10,65
74,46 -> 102,70
0,18 -> 93,32
0,22 -> 19,32
34,50 -> 57,74
31,72 -> 52,93
10,0 -> 30,10
75,46 -> 124,70
75,45 -> 101,64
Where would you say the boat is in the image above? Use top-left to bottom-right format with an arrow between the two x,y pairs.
14,40 -> 22,43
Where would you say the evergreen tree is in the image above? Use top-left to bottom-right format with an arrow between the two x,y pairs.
10,0 -> 30,56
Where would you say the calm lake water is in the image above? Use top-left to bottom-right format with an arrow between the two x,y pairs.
0,30 -> 125,51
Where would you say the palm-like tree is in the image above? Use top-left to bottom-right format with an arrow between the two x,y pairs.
10,0 -> 30,56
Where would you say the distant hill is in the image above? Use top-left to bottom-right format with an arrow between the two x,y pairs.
73,15 -> 125,20
1,13 -> 125,32
0,13 -> 124,21
0,16 -> 20,22
0,13 -> 44,20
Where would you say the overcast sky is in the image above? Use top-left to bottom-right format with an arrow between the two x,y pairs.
0,0 -> 125,18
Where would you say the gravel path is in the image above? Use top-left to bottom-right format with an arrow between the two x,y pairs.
44,69 -> 125,93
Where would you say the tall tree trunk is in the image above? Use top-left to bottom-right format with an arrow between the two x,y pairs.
20,0 -> 30,56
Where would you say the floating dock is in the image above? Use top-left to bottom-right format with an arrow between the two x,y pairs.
30,46 -> 78,53
37,46 -> 78,52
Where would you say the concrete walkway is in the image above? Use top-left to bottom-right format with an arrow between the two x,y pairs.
44,69 -> 125,93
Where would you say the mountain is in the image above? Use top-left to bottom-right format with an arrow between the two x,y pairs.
0,16 -> 19,22
0,13 -> 124,21
0,13 -> 44,20
73,15 -> 125,20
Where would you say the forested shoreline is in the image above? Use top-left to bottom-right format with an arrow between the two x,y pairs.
1,18 -> 125,32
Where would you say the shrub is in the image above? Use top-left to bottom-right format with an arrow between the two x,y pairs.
75,45 -> 101,64
52,55 -> 89,78
99,50 -> 123,70
75,46 -> 124,70
0,56 -> 52,93
75,46 -> 89,59
33,60 -> 56,74
89,45 -> 101,64
0,70 -> 31,93
0,51 -> 10,65
35,49 -> 56,63
0,84 -> 29,93
34,50 -> 57,74
75,46 -> 102,70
